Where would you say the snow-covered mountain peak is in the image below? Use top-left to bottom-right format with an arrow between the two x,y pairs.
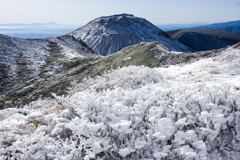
94,13 -> 135,23
67,14 -> 193,55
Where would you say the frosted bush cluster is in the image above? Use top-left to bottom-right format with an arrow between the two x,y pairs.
0,64 -> 240,159
0,103 -> 74,160
69,66 -> 163,95
54,82 -> 240,160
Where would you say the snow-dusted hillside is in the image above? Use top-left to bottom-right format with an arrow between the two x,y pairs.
67,14 -> 193,55
55,35 -> 97,57
0,34 -> 98,108
1,43 -> 239,159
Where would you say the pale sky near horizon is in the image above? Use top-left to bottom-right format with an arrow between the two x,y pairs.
1,0 -> 240,25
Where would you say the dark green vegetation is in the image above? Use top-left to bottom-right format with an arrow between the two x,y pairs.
1,41 -> 240,108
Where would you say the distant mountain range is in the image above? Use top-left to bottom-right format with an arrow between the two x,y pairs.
167,28 -> 240,51
157,23 -> 208,31
158,20 -> 240,34
67,14 -> 193,55
192,20 -> 240,29
191,20 -> 240,34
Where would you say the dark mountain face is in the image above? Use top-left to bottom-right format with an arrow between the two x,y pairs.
221,26 -> 240,34
177,32 -> 238,51
67,14 -> 193,55
167,28 -> 240,51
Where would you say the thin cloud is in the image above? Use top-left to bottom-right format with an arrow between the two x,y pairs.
235,2 -> 240,5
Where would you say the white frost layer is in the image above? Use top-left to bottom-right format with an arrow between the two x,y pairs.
158,47 -> 240,84
0,47 -> 240,159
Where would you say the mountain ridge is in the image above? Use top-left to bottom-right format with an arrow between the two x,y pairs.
221,25 -> 240,34
159,20 -> 240,34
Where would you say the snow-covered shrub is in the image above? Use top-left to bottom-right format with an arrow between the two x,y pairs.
68,65 -> 163,96
54,81 -> 240,160
214,47 -> 240,65
0,103 -> 74,160
0,108 -> 17,121
24,98 -> 59,110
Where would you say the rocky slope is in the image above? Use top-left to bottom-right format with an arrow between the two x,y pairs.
66,14 -> 193,55
167,28 -> 240,51
0,34 -> 97,108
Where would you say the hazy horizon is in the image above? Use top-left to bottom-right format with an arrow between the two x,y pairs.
0,16 -> 239,27
1,0 -> 240,25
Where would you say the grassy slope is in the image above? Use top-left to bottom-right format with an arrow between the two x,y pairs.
1,41 -> 160,108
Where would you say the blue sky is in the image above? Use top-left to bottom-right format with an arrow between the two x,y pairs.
1,0 -> 240,25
